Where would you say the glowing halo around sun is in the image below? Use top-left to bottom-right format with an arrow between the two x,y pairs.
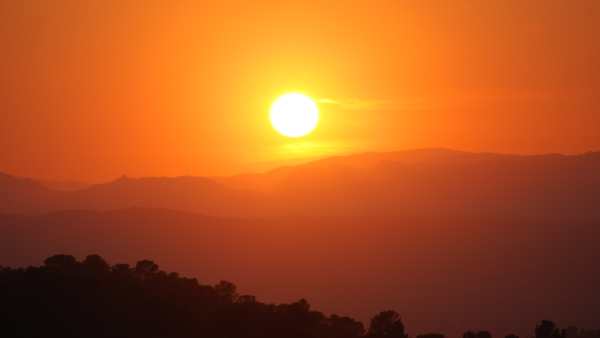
270,93 -> 319,138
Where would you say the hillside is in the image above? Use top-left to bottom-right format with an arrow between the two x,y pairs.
2,254 -> 597,338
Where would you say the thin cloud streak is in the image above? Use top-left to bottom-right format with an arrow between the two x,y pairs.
317,97 -> 428,112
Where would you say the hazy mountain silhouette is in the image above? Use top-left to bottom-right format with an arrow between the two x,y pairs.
0,173 -> 263,216
3,149 -> 600,218
2,149 -> 600,336
222,148 -> 600,219
0,172 -> 68,213
40,178 -> 90,191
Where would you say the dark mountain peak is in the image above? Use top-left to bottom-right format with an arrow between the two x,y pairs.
0,171 -> 55,195
219,148 -> 600,193
0,171 -> 61,214
84,174 -> 223,193
0,171 -> 45,189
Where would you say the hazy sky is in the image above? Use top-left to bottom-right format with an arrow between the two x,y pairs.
1,0 -> 599,181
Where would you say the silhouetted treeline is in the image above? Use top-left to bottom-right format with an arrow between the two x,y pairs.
1,255 -> 599,338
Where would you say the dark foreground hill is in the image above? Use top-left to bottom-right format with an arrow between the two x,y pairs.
0,254 -> 364,338
1,207 -> 599,338
1,254 -> 598,338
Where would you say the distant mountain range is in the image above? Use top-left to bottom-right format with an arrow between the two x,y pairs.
3,148 -> 600,219
2,149 -> 600,337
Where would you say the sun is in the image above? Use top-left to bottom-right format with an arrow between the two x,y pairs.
270,93 -> 319,138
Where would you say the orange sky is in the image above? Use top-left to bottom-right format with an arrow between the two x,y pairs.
1,0 -> 599,181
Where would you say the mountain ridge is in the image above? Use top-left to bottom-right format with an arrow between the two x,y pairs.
2,148 -> 600,217
3,148 -> 600,191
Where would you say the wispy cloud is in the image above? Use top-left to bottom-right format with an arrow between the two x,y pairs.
317,97 -> 426,112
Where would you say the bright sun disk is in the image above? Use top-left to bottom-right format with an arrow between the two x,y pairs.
270,93 -> 319,138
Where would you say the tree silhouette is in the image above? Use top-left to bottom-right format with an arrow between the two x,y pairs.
463,330 -> 492,338
537,321 -> 564,338
83,254 -> 110,272
215,280 -> 238,302
135,259 -> 159,275
418,333 -> 445,338
2,254 -> 600,338
112,263 -> 131,274
327,314 -> 365,338
367,310 -> 408,338
0,254 -> 373,338
44,254 -> 77,269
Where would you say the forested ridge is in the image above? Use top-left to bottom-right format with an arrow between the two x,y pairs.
1,254 -> 598,338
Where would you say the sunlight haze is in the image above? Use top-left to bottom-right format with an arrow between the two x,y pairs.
2,1 -> 599,181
